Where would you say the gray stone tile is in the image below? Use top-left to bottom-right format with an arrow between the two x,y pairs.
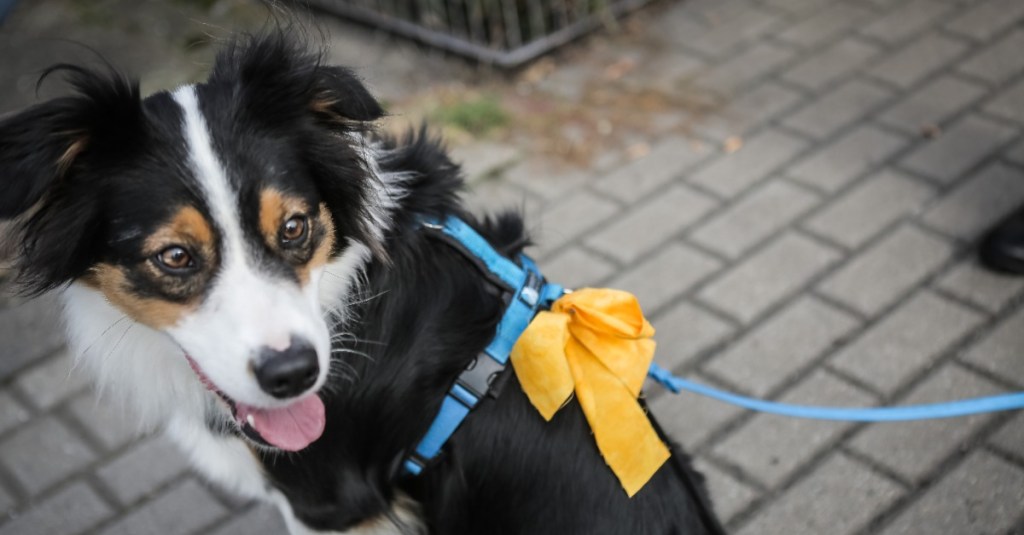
0,482 -> 112,535
829,292 -> 985,395
1008,139 -> 1024,164
900,114 -> 1017,183
735,453 -> 902,535
674,6 -> 785,59
959,29 -> 1024,84
0,294 -> 66,381
761,0 -> 831,15
880,451 -> 1024,535
984,77 -> 1024,123
503,160 -> 587,202
698,233 -> 842,324
699,43 -> 796,95
696,83 -> 802,143
0,416 -> 97,495
539,247 -> 617,289
804,169 -> 936,248
876,75 -> 987,133
818,225 -> 955,316
936,258 -> 1024,313
704,297 -> 859,397
12,351 -> 89,410
650,302 -> 735,371
782,80 -> 893,139
0,390 -> 30,437
788,125 -> 909,193
691,181 -> 821,259
945,0 -> 1024,41
712,370 -> 875,487
585,186 -> 718,263
861,0 -> 954,44
0,483 -> 13,519
849,364 -> 1003,483
989,411 -> 1024,460
870,34 -> 969,89
649,372 -> 745,450
693,458 -> 759,523
922,163 -> 1024,240
66,392 -> 138,452
450,142 -> 519,183
462,180 -> 540,219
961,306 -> 1024,386
777,3 -> 876,48
688,129 -> 808,198
595,136 -> 711,204
99,478 -> 227,535
606,243 -> 721,313
97,436 -> 190,506
781,38 -> 880,92
209,505 -> 288,535
533,190 -> 618,256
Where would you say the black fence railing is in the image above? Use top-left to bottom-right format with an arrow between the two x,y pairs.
302,0 -> 655,68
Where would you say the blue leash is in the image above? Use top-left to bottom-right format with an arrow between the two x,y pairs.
647,363 -> 1024,422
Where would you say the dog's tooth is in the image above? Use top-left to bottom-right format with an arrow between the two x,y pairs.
246,414 -> 255,427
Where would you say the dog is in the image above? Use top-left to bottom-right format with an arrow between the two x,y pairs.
0,32 -> 725,534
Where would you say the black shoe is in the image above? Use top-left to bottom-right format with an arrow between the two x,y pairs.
980,206 -> 1024,275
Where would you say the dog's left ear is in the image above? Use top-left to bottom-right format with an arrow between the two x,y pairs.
309,66 -> 385,126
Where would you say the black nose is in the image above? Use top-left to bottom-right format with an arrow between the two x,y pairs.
254,341 -> 319,399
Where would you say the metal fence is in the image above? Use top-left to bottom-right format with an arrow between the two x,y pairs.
302,0 -> 655,68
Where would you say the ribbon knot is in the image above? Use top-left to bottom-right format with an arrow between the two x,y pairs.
510,288 -> 669,497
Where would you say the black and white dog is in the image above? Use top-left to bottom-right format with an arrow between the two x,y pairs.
0,32 -> 724,534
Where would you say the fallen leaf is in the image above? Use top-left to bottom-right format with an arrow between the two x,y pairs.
626,143 -> 651,160
723,136 -> 744,153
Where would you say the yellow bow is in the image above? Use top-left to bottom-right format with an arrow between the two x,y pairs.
510,288 -> 669,497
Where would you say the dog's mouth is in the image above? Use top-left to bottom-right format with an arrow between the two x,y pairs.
186,356 -> 326,451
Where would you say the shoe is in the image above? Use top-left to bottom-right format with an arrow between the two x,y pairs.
980,206 -> 1024,275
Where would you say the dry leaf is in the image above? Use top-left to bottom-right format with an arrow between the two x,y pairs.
626,143 -> 651,160
723,136 -> 744,153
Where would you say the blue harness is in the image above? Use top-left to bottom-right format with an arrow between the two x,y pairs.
403,216 -> 1024,476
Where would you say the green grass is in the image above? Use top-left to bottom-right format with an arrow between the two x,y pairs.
434,95 -> 508,136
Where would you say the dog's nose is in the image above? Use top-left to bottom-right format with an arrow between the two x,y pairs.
254,341 -> 319,399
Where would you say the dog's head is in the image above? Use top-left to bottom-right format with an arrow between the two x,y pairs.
0,34 -> 385,451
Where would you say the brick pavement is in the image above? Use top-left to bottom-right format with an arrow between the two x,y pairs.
3,0 -> 1024,533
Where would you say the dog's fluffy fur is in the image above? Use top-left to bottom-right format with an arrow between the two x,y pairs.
0,33 -> 725,534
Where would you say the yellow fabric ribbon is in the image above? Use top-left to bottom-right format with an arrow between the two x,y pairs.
510,288 -> 669,497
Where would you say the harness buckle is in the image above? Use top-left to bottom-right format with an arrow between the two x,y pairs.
457,352 -> 507,400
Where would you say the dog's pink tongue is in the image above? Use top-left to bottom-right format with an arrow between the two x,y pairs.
238,395 -> 326,451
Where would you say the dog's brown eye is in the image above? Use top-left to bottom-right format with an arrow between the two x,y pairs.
155,246 -> 195,272
280,216 -> 308,245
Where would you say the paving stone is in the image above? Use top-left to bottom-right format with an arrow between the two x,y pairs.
876,75 -> 987,133
829,291 -> 985,395
674,6 -> 784,59
595,136 -> 711,204
450,142 -> 519,183
12,351 -> 90,410
849,364 -> 1002,483
699,43 -> 795,95
0,483 -> 13,519
788,125 -> 908,193
782,80 -> 893,139
704,297 -> 859,397
648,372 -> 745,450
0,482 -> 112,535
818,225 -> 955,316
860,0 -> 954,44
989,411 -> 1024,460
100,478 -> 227,535
606,244 -> 721,313
0,294 -> 66,381
1008,139 -> 1024,164
781,38 -> 880,92
880,451 -> 1024,535
0,416 -> 97,495
696,82 -> 802,143
959,29 -> 1024,84
712,370 -> 875,487
735,453 -> 902,535
539,247 -> 617,289
945,0 -> 1024,41
804,169 -> 936,248
209,504 -> 288,535
502,161 -> 587,201
900,114 -> 1017,183
462,180 -> 540,220
983,77 -> 1024,123
649,302 -> 735,372
0,390 -> 30,437
870,33 -> 968,89
66,391 -> 138,452
97,436 -> 190,506
691,181 -> 820,259
761,0 -> 830,16
936,258 -> 1024,313
961,306 -> 1024,386
692,458 -> 759,523
641,53 -> 706,94
688,129 -> 808,198
585,186 -> 718,263
698,233 -> 842,324
921,162 -> 1024,240
534,190 -> 618,256
777,3 -> 876,48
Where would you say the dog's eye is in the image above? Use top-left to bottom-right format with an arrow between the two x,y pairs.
280,216 -> 308,245
154,246 -> 196,273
